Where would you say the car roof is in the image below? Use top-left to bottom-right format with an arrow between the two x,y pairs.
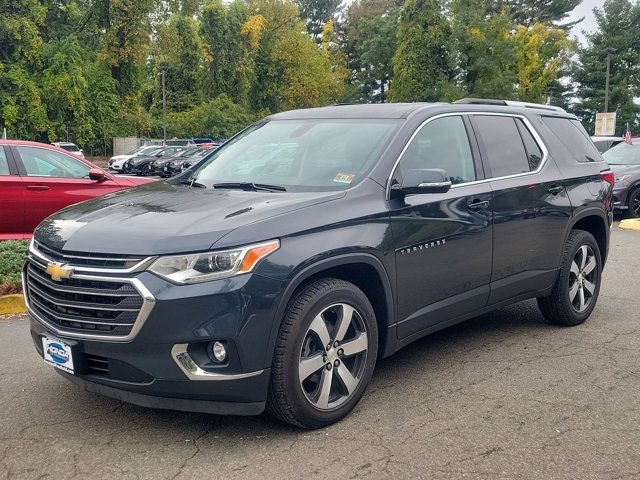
591,136 -> 624,141
267,101 -> 577,121
0,140 -> 94,163
269,103 -> 443,120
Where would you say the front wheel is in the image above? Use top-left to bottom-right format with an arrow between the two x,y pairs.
537,229 -> 602,326
627,188 -> 640,218
140,164 -> 151,176
267,278 -> 378,428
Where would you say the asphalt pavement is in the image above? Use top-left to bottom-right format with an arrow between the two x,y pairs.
1,224 -> 639,479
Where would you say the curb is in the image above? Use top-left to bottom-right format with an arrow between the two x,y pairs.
619,219 -> 640,232
0,294 -> 26,315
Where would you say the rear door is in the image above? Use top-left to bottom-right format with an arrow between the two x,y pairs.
469,114 -> 572,305
11,145 -> 122,233
0,146 -> 26,239
388,114 -> 493,339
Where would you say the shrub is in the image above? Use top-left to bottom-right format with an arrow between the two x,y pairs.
0,240 -> 29,295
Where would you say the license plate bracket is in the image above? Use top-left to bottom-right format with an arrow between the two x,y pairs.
42,336 -> 75,374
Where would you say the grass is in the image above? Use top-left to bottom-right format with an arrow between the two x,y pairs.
0,240 -> 29,295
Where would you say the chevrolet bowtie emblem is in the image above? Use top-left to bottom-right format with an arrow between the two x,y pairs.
45,262 -> 73,282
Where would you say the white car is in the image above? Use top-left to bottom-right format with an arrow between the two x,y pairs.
591,136 -> 624,153
108,146 -> 163,171
52,142 -> 84,158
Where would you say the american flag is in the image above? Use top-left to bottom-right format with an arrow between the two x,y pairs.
625,122 -> 633,144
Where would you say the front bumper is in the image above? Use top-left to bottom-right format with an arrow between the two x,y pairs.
26,258 -> 285,415
613,187 -> 629,210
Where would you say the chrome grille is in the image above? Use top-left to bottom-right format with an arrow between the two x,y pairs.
34,240 -> 146,269
25,243 -> 155,341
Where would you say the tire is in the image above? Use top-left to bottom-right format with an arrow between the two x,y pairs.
537,229 -> 602,326
267,278 -> 378,429
140,164 -> 151,176
626,188 -> 640,218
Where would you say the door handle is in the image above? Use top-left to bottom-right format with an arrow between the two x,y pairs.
26,185 -> 50,191
467,200 -> 490,211
548,185 -> 564,195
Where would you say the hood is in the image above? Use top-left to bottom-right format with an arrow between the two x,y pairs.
609,163 -> 640,174
110,155 -> 128,161
34,181 -> 345,255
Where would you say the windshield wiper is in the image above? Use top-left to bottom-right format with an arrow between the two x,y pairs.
212,182 -> 287,192
178,179 -> 206,188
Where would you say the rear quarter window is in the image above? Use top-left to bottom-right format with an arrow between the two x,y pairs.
542,117 -> 602,163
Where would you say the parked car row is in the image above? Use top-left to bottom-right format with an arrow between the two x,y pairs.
112,144 -> 219,177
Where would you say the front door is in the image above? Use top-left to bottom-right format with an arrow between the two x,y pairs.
0,147 -> 25,239
388,115 -> 493,339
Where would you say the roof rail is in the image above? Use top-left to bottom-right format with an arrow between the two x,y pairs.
454,98 -> 566,113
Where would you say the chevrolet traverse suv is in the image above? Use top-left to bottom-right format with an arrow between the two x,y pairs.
25,100 -> 613,428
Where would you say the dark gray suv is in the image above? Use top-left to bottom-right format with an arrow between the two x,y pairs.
25,99 -> 614,428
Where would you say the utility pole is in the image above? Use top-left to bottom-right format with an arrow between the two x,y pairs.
162,70 -> 167,146
604,48 -> 617,113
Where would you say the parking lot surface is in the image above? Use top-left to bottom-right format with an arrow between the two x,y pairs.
1,225 -> 639,479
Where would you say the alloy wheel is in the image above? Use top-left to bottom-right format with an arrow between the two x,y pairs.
568,245 -> 597,313
298,303 -> 368,410
632,193 -> 640,217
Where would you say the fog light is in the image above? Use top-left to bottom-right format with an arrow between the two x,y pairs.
211,341 -> 227,362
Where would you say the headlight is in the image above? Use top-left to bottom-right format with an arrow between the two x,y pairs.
148,239 -> 280,284
614,174 -> 631,183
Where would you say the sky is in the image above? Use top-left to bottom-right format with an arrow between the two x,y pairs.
567,0 -> 603,45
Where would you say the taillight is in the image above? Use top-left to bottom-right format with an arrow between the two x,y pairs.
600,171 -> 615,188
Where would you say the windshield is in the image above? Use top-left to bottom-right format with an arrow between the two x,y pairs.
186,119 -> 399,191
603,143 -> 640,165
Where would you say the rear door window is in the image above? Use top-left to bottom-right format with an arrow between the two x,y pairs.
472,116 -> 531,177
542,117 -> 602,163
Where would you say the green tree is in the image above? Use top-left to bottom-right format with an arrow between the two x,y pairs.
0,0 -> 49,139
390,0 -> 453,102
154,14 -> 207,112
498,0 -> 581,28
340,0 -> 400,102
571,0 -> 640,134
296,0 -> 341,40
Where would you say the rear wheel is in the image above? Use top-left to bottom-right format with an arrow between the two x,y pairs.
267,278 -> 378,428
537,230 -> 602,326
627,188 -> 640,218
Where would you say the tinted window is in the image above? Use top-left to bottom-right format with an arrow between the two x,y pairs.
542,117 -> 602,163
0,148 -> 9,175
473,116 -> 530,177
515,119 -> 543,170
17,146 -> 90,178
396,116 -> 476,185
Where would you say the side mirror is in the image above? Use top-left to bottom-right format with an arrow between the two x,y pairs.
395,168 -> 452,195
88,168 -> 106,181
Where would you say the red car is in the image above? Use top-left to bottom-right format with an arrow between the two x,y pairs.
0,140 -> 154,240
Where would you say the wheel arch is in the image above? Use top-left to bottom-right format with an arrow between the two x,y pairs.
265,254 -> 395,366
565,208 -> 610,266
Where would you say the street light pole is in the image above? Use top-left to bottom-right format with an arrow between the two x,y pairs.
604,48 -> 616,113
604,52 -> 611,113
162,70 -> 167,146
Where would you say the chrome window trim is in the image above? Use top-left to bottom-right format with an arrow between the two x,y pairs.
23,251 -> 155,343
386,111 -> 549,199
29,240 -> 156,274
171,344 -> 264,381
